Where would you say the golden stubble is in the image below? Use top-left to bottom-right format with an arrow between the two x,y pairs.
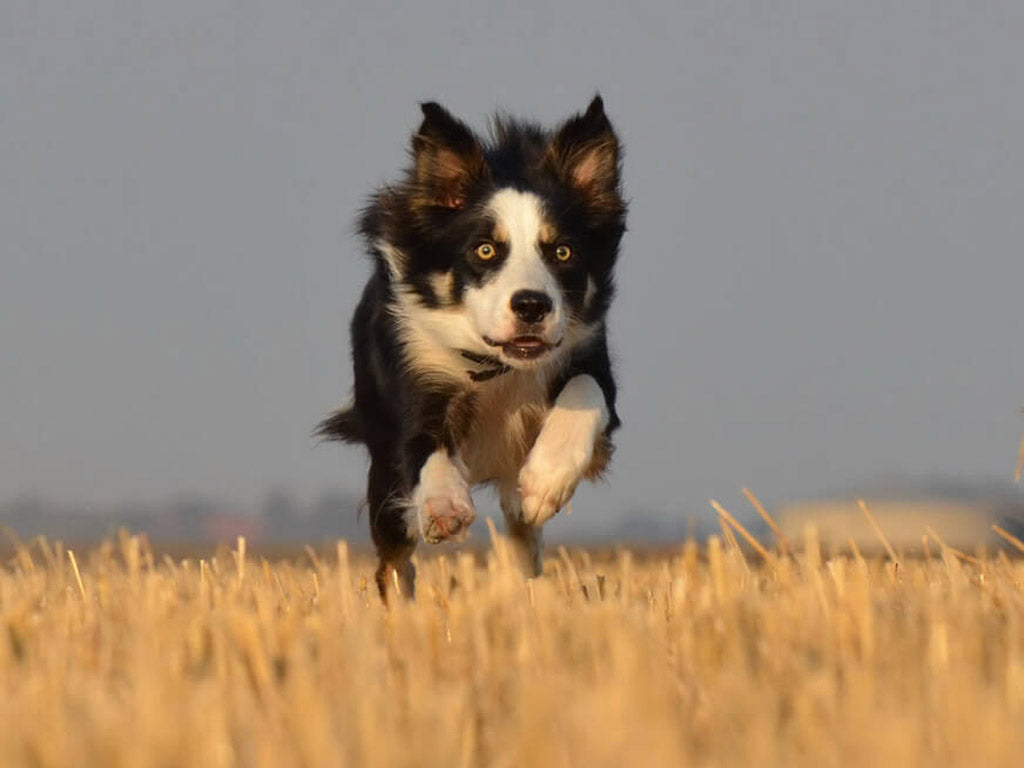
1,527 -> 1023,767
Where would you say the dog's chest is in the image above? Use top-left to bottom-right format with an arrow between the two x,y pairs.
459,375 -> 550,485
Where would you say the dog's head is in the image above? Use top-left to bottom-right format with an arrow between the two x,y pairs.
369,97 -> 626,375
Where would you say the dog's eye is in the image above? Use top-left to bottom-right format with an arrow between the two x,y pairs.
555,244 -> 572,262
475,243 -> 496,261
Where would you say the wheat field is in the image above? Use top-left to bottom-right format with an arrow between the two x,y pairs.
1,521 -> 1023,768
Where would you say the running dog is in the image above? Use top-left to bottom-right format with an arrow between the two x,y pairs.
319,96 -> 626,598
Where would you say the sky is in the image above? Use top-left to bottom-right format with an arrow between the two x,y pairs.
2,1 -> 1022,535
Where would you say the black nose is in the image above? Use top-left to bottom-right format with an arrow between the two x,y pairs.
510,290 -> 553,323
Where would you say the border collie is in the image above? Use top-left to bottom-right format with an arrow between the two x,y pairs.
319,96 -> 626,599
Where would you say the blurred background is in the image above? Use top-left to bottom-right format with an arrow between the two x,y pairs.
2,1 -> 1022,550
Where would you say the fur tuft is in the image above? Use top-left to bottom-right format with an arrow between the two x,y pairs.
315,406 -> 364,444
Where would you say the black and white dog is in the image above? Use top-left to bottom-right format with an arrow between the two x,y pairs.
320,97 -> 626,598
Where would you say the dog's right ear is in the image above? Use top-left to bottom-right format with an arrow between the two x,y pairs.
412,103 -> 488,209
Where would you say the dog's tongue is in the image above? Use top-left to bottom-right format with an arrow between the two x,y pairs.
512,336 -> 543,347
504,336 -> 548,360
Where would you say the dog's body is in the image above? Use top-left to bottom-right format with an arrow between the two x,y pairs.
320,97 -> 626,598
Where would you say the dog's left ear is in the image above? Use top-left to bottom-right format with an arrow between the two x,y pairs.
412,102 -> 488,209
545,96 -> 622,210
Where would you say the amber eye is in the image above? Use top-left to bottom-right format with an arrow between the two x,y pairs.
555,244 -> 572,262
475,242 -> 496,260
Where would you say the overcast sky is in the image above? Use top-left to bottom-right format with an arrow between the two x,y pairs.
2,1 -> 1022,533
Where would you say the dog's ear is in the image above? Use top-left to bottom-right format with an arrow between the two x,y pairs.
544,95 -> 622,211
412,103 -> 488,209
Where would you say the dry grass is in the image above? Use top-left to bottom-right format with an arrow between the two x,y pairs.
2,528 -> 1024,768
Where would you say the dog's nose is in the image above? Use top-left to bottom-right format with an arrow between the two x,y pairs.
510,290 -> 553,323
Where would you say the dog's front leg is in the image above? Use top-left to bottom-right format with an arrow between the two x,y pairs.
499,483 -> 544,577
370,441 -> 474,603
408,447 -> 476,544
518,375 -> 611,526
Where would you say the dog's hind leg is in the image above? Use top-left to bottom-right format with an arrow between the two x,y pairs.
499,484 -> 544,577
367,458 -> 417,602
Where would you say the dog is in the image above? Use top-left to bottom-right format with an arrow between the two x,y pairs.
319,96 -> 626,599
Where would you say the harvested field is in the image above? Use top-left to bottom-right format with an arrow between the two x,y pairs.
1,526 -> 1023,767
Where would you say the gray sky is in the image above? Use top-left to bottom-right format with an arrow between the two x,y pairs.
2,1 -> 1022,533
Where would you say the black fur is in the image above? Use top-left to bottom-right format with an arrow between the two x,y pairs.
319,97 -> 626,598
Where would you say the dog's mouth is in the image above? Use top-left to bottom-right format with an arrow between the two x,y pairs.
483,334 -> 557,361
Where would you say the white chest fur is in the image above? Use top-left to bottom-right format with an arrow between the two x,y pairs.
459,372 -> 551,486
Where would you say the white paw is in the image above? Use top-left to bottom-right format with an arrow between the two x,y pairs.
410,451 -> 475,543
518,437 -> 590,526
516,375 -> 609,525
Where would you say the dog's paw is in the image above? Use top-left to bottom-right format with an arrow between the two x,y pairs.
517,375 -> 608,525
419,493 -> 475,543
518,439 -> 589,526
411,451 -> 476,544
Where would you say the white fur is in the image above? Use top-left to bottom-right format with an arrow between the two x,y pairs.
377,239 -> 405,283
518,374 -> 610,525
408,450 -> 475,542
460,368 -> 556,485
378,240 -> 488,383
464,189 -> 566,349
391,294 -> 486,383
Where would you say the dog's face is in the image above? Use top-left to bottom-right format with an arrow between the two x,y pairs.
372,97 -> 625,373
